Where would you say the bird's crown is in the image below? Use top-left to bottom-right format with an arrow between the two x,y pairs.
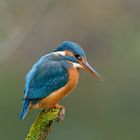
54,41 -> 86,59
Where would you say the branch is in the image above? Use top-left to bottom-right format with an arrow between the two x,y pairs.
25,108 -> 61,140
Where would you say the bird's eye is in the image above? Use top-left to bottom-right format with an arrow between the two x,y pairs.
75,54 -> 81,60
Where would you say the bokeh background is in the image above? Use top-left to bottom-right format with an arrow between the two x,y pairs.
0,0 -> 140,139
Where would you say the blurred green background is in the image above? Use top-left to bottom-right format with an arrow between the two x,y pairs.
0,0 -> 140,139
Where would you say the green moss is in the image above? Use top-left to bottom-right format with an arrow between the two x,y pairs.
25,108 -> 60,140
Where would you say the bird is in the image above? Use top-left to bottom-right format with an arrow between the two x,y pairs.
20,41 -> 103,120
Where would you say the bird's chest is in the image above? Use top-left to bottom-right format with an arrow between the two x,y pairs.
66,67 -> 79,92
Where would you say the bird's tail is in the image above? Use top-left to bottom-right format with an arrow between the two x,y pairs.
20,99 -> 30,120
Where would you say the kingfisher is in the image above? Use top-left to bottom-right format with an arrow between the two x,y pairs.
20,41 -> 103,120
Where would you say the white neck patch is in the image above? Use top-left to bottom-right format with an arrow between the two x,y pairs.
53,51 -> 66,56
71,62 -> 83,68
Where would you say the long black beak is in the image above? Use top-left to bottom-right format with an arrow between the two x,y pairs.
79,61 -> 103,81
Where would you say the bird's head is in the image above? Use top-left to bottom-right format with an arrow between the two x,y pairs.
54,41 -> 103,81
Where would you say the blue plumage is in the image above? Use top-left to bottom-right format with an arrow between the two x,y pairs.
20,53 -> 69,120
20,100 -> 30,120
26,61 -> 68,99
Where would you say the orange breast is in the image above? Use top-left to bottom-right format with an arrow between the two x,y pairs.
30,66 -> 79,109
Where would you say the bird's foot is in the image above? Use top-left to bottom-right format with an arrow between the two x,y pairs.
57,107 -> 65,122
54,104 -> 65,122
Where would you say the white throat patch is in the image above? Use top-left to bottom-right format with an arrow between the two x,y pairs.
71,62 -> 83,68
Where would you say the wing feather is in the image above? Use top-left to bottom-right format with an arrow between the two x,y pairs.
24,59 -> 68,100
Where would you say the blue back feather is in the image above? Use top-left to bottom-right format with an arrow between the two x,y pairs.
24,53 -> 69,100
20,53 -> 70,119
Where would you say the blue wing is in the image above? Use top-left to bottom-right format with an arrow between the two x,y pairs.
24,56 -> 68,100
20,53 -> 69,120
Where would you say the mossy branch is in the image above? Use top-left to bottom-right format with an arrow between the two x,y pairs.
25,108 -> 61,140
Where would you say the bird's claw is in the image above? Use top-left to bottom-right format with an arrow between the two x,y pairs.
56,107 -> 65,122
